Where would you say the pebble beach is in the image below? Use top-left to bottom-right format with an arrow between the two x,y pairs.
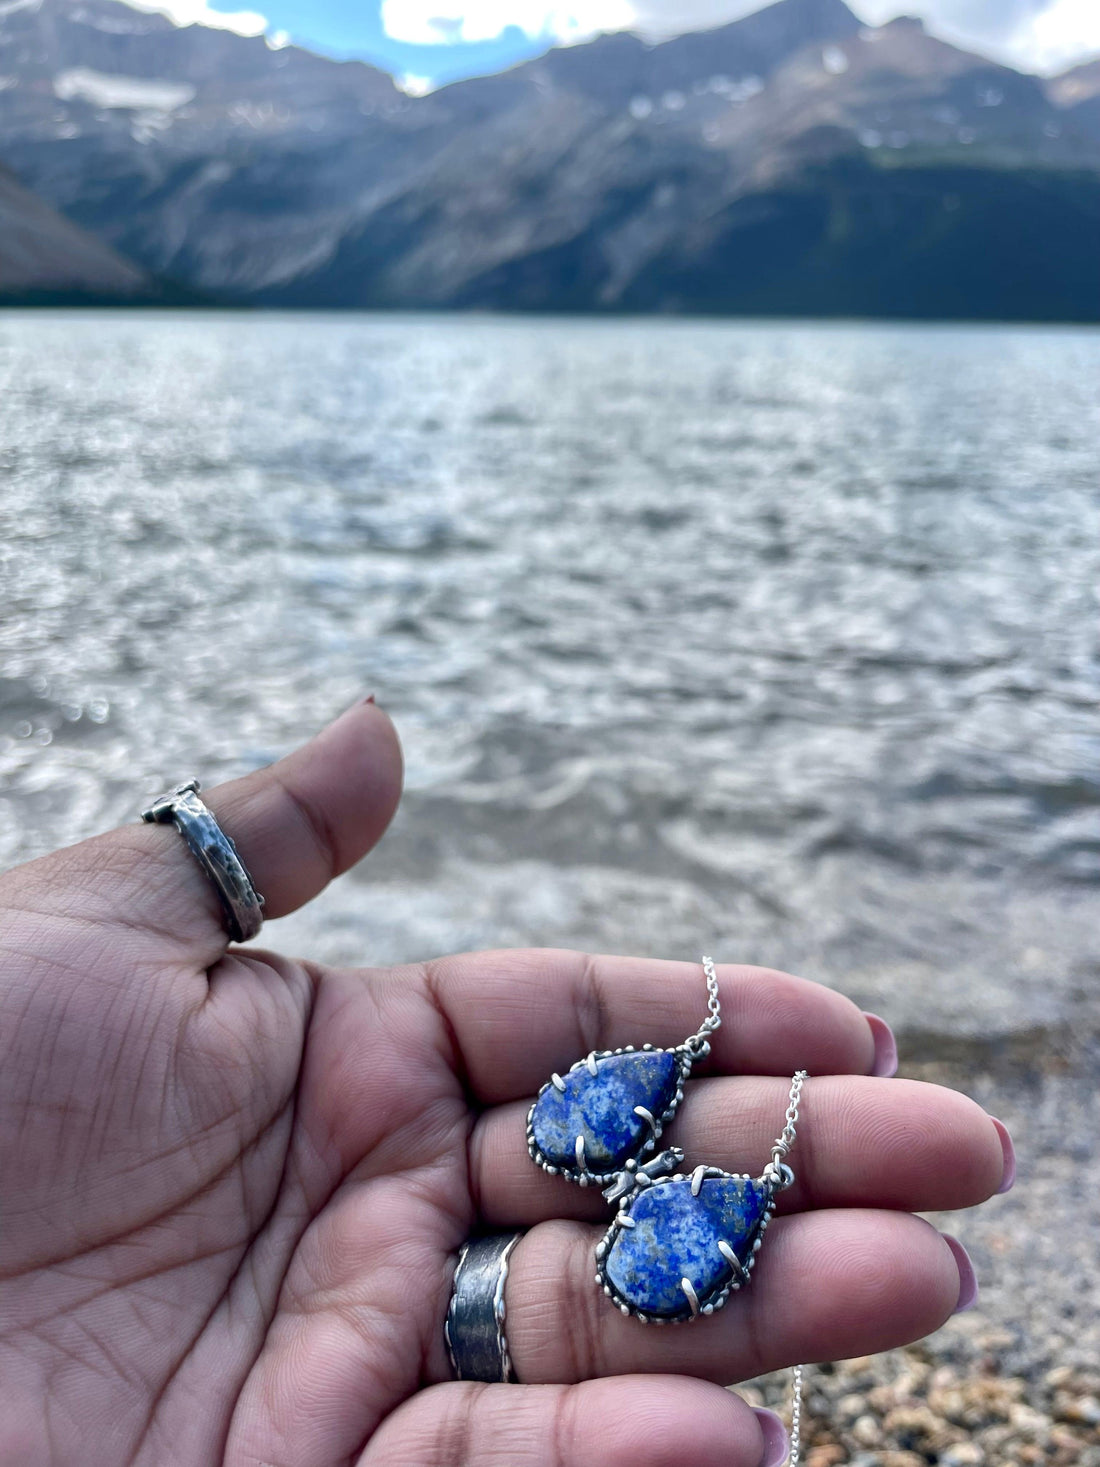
748,1041 -> 1100,1465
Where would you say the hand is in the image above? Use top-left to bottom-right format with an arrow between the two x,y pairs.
0,704 -> 1011,1467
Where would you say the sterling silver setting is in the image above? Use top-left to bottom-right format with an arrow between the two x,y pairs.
594,1166 -> 782,1324
141,779 -> 265,943
525,1042 -> 695,1188
445,1233 -> 523,1383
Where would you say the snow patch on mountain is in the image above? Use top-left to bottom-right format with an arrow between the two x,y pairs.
54,67 -> 196,109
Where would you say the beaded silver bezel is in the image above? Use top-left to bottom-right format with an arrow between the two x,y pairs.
525,1043 -> 696,1188
593,1166 -> 777,1323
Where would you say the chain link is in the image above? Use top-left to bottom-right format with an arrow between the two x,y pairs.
767,1067 -> 807,1176
682,956 -> 723,1055
680,964 -> 810,1465
788,1363 -> 804,1466
681,961 -> 809,1464
779,1076 -> 808,1465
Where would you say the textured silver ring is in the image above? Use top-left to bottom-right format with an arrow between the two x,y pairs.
445,1233 -> 522,1383
141,779 -> 265,943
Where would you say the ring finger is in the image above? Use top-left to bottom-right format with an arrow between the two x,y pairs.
501,1207 -> 969,1386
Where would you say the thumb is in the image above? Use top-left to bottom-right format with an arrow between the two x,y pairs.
0,699 -> 403,970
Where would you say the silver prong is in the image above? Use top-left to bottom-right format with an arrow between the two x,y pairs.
613,1212 -> 637,1229
717,1241 -> 748,1280
690,1165 -> 707,1196
633,1105 -> 657,1135
681,1278 -> 701,1317
586,1052 -> 599,1077
551,1073 -> 566,1093
575,1135 -> 586,1171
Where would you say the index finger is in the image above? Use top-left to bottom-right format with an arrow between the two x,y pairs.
419,949 -> 879,1104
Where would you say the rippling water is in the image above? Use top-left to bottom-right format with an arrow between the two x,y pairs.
1,312 -> 1098,1038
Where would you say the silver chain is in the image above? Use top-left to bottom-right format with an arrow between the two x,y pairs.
774,1068 -> 807,1158
682,956 -> 723,1055
788,1362 -> 804,1466
688,960 -> 808,1465
776,1071 -> 808,1465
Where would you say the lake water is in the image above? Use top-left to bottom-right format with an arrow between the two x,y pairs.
1,312 -> 1098,1042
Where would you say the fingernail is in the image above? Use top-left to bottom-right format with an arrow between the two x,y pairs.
991,1117 -> 1016,1194
863,1012 -> 898,1078
358,694 -> 376,706
752,1408 -> 790,1467
942,1233 -> 979,1313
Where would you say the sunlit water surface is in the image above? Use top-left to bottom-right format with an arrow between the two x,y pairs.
2,313 -> 1098,1040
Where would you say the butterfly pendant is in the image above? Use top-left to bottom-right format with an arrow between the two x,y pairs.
527,1041 -> 779,1324
525,961 -> 804,1326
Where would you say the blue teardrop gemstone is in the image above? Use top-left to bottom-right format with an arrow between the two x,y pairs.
603,1175 -> 771,1319
530,1050 -> 680,1174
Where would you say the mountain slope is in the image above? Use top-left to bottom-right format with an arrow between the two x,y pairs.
0,0 -> 414,290
0,161 -> 160,302
1048,57 -> 1100,140
256,13 -> 1098,316
1,0 -> 1098,318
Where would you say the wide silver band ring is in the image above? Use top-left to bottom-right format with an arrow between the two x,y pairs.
142,779 -> 265,943
445,1233 -> 522,1383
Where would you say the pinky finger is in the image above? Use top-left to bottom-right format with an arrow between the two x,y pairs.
357,1376 -> 788,1467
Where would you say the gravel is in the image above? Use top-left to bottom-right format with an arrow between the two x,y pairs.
740,1037 -> 1100,1465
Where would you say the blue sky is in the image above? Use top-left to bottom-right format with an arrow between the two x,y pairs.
254,1 -> 549,86
128,0 -> 1100,84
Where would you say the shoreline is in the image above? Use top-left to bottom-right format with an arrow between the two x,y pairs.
743,1048 -> 1100,1466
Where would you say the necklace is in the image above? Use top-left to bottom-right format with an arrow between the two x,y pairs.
527,957 -> 807,1326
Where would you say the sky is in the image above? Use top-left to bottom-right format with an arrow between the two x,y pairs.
123,0 -> 1100,86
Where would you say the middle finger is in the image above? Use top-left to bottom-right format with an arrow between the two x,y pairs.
470,1075 -> 1007,1225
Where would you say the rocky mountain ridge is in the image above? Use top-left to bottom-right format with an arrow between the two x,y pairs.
0,158 -> 162,301
1,0 -> 1097,316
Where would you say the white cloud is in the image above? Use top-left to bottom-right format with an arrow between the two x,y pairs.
613,0 -> 767,35
379,0 -> 1100,71
379,0 -> 633,46
855,0 -> 1047,43
398,72 -> 437,93
847,0 -> 1099,73
1015,0 -> 1100,72
122,0 -> 268,38
378,0 -> 789,45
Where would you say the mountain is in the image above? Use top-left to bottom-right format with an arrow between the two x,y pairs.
1048,58 -> 1100,141
0,159 -> 160,301
1,0 -> 1098,319
0,0 -> 416,294
281,12 -> 1097,318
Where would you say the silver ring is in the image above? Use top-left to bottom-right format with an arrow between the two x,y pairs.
445,1233 -> 522,1383
141,779 -> 265,943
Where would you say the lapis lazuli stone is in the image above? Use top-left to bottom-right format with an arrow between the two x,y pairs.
530,1050 -> 680,1172
604,1176 -> 771,1318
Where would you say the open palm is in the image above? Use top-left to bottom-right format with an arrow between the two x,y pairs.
0,704 -> 1009,1467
